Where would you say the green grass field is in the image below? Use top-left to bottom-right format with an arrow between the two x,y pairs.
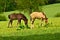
0,3 -> 60,40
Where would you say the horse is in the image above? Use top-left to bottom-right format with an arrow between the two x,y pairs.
8,13 -> 28,28
30,12 -> 48,29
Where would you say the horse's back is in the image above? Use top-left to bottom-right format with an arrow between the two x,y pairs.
30,12 -> 45,18
16,13 -> 26,19
8,13 -> 17,19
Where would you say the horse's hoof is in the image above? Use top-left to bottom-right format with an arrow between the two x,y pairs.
30,27 -> 32,29
30,26 -> 34,29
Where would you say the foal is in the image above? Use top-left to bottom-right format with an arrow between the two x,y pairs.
30,12 -> 48,29
8,13 -> 28,28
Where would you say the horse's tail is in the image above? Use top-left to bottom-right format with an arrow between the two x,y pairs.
8,15 -> 10,19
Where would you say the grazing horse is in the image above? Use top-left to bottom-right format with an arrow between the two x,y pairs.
30,12 -> 48,29
8,13 -> 28,28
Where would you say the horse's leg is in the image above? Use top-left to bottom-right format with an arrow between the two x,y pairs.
30,18 -> 35,24
31,18 -> 35,24
10,20 -> 13,27
17,19 -> 21,27
24,20 -> 29,28
31,18 -> 35,29
8,20 -> 10,28
8,19 -> 13,28
41,18 -> 44,26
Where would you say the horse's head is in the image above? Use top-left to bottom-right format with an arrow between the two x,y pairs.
23,17 -> 28,25
45,18 -> 48,24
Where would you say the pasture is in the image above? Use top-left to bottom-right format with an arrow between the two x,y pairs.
0,3 -> 60,40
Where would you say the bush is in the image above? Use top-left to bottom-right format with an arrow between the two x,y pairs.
54,13 -> 60,17
0,15 -> 7,21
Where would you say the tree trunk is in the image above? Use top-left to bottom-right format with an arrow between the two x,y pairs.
4,1 -> 6,12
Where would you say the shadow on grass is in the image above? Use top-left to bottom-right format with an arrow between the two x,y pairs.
1,33 -> 60,40
17,25 -> 30,30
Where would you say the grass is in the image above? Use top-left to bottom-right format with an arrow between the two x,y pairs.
0,18 -> 60,40
0,3 -> 60,40
0,33 -> 60,40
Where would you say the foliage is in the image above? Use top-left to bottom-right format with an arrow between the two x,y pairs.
55,0 -> 60,3
54,13 -> 60,17
0,0 -> 49,13
0,0 -> 17,12
0,0 -> 60,13
0,15 -> 7,21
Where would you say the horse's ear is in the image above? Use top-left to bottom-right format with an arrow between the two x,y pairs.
47,18 -> 48,19
46,18 -> 48,20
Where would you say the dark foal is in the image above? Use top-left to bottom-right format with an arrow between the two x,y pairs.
8,13 -> 28,28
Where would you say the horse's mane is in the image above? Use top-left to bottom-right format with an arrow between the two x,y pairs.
42,12 -> 47,18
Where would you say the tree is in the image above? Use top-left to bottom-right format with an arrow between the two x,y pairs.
48,0 -> 56,4
16,0 -> 46,13
0,0 -> 49,13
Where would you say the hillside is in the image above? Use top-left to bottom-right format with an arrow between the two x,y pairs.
42,3 -> 60,17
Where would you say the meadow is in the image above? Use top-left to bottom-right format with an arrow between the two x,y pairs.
0,3 -> 60,40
